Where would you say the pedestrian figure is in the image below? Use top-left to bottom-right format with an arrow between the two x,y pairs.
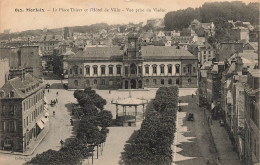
60,140 -> 64,146
48,89 -> 49,93
109,90 -> 111,94
56,98 -> 58,103
192,93 -> 194,98
53,111 -> 55,116
56,92 -> 58,96
70,119 -> 73,125
207,160 -> 210,165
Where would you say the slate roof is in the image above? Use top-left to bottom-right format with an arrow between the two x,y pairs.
0,73 -> 43,99
141,46 -> 196,60
68,47 -> 123,60
68,46 -> 197,61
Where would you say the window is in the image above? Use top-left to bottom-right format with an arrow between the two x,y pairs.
168,79 -> 172,84
101,66 -> 105,75
188,78 -> 191,83
10,91 -> 14,97
102,79 -> 105,85
176,78 -> 179,85
125,66 -> 128,75
153,79 -> 157,85
109,67 -> 113,75
161,79 -> 164,85
94,79 -> 97,84
1,106 -> 5,116
9,121 -> 15,132
86,80 -> 90,85
117,66 -> 121,74
74,67 -> 78,74
138,66 -> 142,74
175,64 -> 180,74
79,68 -> 83,74
9,105 -> 14,116
145,66 -> 149,74
209,51 -> 211,54
204,51 -> 206,54
1,121 -> 5,131
74,80 -> 78,86
183,67 -> 186,73
187,65 -> 192,73
93,66 -> 98,75
153,65 -> 157,74
26,116 -> 28,126
85,66 -> 90,75
168,65 -> 172,74
193,67 -> 196,73
146,79 -> 149,85
160,65 -> 164,74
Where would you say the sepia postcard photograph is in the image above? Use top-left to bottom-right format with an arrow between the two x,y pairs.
0,0 -> 259,164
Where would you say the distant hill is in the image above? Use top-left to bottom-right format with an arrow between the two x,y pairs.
0,23 -> 110,40
164,1 -> 259,31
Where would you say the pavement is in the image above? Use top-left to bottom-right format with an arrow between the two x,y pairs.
172,90 -> 218,165
0,84 -> 77,165
204,110 -> 243,165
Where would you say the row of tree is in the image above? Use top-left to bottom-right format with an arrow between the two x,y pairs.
27,87 -> 112,165
121,86 -> 179,165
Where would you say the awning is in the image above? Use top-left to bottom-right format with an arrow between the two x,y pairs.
44,105 -> 48,111
45,112 -> 49,117
37,120 -> 44,129
44,96 -> 48,104
41,117 -> 49,124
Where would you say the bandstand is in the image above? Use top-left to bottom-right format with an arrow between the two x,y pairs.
112,93 -> 147,127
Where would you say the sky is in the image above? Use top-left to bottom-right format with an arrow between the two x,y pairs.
0,0 -> 258,33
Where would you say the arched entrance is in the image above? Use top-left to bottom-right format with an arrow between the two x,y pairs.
125,80 -> 128,89
131,79 -> 136,89
130,63 -> 137,75
138,80 -> 142,88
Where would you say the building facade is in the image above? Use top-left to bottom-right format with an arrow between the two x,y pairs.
243,69 -> 260,165
0,74 -> 48,152
67,35 -> 198,89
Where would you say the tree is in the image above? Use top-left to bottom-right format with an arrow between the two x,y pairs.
97,110 -> 113,127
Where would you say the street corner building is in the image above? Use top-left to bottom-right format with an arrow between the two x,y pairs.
67,35 -> 198,89
0,73 -> 48,153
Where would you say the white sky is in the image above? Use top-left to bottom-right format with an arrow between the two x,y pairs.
0,0 -> 257,32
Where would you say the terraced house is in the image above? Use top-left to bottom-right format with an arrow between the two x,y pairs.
0,73 -> 48,152
67,35 -> 198,89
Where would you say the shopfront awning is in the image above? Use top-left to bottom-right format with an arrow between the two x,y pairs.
44,96 -> 48,104
45,112 -> 49,117
37,120 -> 45,129
44,104 -> 48,110
41,117 -> 49,124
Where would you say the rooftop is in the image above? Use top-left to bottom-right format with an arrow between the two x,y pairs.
0,73 -> 43,99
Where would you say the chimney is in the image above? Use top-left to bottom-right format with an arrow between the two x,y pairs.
236,56 -> 243,72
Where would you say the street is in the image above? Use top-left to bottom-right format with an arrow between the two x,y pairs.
173,90 -> 219,165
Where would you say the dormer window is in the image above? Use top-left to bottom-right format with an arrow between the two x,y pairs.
0,90 -> 5,97
10,90 -> 14,97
